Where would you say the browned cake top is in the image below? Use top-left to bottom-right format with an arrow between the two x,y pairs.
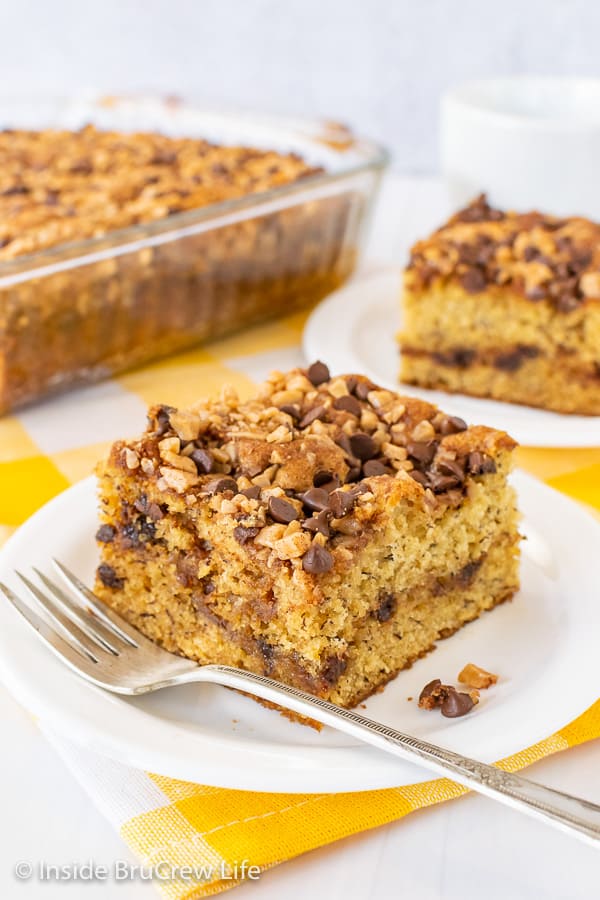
406,194 -> 600,312
0,125 -> 321,261
108,363 -> 515,575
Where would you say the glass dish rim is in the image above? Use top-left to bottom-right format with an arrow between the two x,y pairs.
0,95 -> 390,284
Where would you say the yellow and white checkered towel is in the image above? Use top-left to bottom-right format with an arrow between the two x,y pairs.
1,300 -> 600,899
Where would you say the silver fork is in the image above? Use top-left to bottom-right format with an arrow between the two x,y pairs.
1,561 -> 599,849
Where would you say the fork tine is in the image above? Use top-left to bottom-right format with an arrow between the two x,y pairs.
0,581 -> 99,670
52,559 -> 139,648
16,572 -> 101,663
33,568 -> 120,656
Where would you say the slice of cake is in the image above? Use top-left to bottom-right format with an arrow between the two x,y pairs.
94,363 -> 520,709
399,194 -> 600,414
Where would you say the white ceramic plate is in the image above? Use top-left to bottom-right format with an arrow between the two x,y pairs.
303,269 -> 600,448
0,473 -> 598,793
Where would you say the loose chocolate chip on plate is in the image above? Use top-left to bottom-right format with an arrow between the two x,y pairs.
306,360 -> 330,386
332,395 -> 362,417
468,451 -> 496,475
301,510 -> 331,538
418,678 -> 446,710
205,476 -> 238,494
302,543 -> 334,574
363,459 -> 389,478
300,487 -> 330,513
96,524 -> 116,543
441,687 -> 476,718
327,489 -> 355,518
189,447 -> 214,474
268,496 -> 299,524
298,405 -> 326,429
349,432 -> 377,461
234,525 -> 260,545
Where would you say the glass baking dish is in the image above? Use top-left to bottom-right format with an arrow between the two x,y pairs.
0,95 -> 388,414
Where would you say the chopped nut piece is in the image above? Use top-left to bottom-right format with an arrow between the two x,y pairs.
457,663 -> 499,690
168,410 -> 202,441
123,448 -> 140,469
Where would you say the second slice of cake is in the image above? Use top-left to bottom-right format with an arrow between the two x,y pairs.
95,364 -> 520,709
399,194 -> 600,414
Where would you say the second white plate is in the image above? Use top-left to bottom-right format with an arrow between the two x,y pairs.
303,268 -> 600,447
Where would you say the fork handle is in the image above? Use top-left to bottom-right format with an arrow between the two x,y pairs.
182,664 -> 600,847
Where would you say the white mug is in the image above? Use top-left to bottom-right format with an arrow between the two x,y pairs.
441,77 -> 600,219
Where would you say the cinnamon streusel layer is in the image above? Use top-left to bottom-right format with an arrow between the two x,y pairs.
95,363 -> 520,711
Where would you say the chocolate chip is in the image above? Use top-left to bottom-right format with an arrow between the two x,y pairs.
523,245 -> 540,262
441,688 -> 476,718
205,476 -> 238,494
362,459 -> 390,477
418,679 -> 446,710
189,447 -> 214,474
467,452 -> 496,475
152,404 -> 176,437
96,524 -> 116,543
302,543 -> 334,574
268,497 -> 299,524
327,489 -> 355,518
354,380 -> 377,401
460,268 -> 487,294
301,510 -> 331,537
438,415 -> 468,435
374,592 -> 396,623
436,458 -> 465,481
279,403 -> 301,420
407,441 -> 437,465
313,470 -> 335,488
146,502 -> 165,521
345,465 -> 362,482
428,473 -> 462,493
233,525 -> 260,545
300,487 -> 330,513
409,469 -> 429,487
333,395 -> 362,417
241,485 -> 262,500
97,564 -> 124,590
306,361 -> 330,386
322,654 -> 347,685
298,405 -> 326,428
556,293 -> 581,313
526,285 -> 547,301
349,432 -> 377,461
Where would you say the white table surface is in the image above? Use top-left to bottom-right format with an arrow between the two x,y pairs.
1,176 -> 598,900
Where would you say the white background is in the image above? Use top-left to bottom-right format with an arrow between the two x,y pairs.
2,0 -> 600,170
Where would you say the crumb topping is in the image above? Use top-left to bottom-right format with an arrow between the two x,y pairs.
0,125 -> 322,260
111,362 -> 515,574
406,193 -> 600,312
